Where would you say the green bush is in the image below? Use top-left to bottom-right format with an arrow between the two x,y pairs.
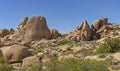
97,37 -> 120,53
55,40 -> 71,46
0,57 -> 13,71
0,57 -> 5,64
0,63 -> 13,71
30,63 -> 42,71
44,58 -> 109,71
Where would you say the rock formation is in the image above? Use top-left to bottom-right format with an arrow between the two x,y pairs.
0,29 -> 10,38
17,17 -> 28,30
66,20 -> 91,41
11,16 -> 52,42
0,16 -> 120,71
91,18 -> 108,32
50,29 -> 61,39
78,20 -> 91,40
91,18 -> 108,39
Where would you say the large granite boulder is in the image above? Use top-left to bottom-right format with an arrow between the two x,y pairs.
0,44 -> 31,63
79,20 -> 91,40
11,16 -> 52,42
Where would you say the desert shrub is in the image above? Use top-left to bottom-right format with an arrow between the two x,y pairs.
0,57 -> 13,71
0,64 -> 13,71
32,43 -> 47,55
44,58 -> 109,71
30,63 -> 42,71
0,57 -> 5,64
97,37 -> 120,53
97,43 -> 111,54
55,40 -> 71,46
98,54 -> 106,58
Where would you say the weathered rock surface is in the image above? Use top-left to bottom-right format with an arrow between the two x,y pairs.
112,53 -> 120,61
91,18 -> 108,39
11,16 -> 52,42
17,17 -> 28,30
0,44 -> 31,63
22,56 -> 42,67
0,29 -> 10,38
79,20 -> 91,40
50,29 -> 61,39
91,18 -> 108,32
66,20 -> 91,41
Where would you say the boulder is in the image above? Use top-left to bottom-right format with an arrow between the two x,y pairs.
91,18 -> 108,39
11,16 -> 52,42
0,29 -> 10,38
22,56 -> 42,67
112,53 -> 120,61
91,18 -> 108,32
80,20 -> 91,40
50,29 -> 61,39
0,44 -> 31,63
9,28 -> 15,34
71,46 -> 83,53
66,20 -> 91,41
58,54 -> 75,61
17,17 -> 28,30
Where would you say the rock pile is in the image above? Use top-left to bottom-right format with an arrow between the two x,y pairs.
66,18 -> 116,41
0,29 -> 14,38
50,29 -> 61,39
66,20 -> 91,41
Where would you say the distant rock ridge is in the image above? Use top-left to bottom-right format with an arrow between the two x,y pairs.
0,16 -> 117,42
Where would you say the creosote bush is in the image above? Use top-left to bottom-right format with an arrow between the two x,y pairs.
97,37 -> 120,54
44,58 -> 109,71
0,57 -> 13,71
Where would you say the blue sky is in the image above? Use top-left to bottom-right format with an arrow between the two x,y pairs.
0,0 -> 120,33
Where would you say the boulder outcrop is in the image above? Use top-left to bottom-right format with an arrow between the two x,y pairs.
17,17 -> 28,30
66,20 -> 91,41
0,29 -> 10,38
91,18 -> 108,32
11,16 -> 52,42
50,29 -> 61,39
91,18 -> 108,39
